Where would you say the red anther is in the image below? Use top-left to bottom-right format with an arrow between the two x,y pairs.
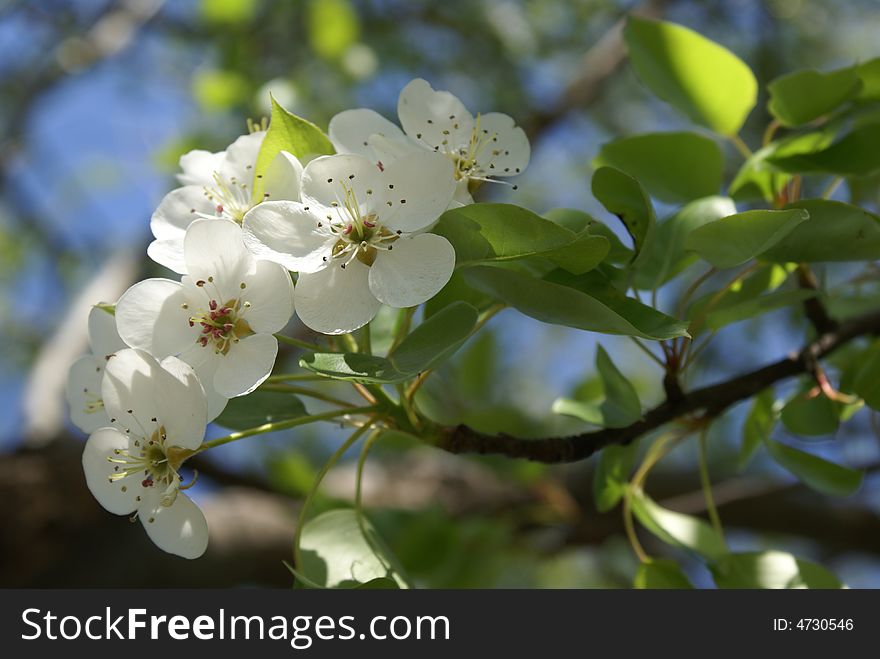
377,160 -> 385,172
199,337 -> 209,346
202,325 -> 212,334
209,300 -> 218,310
196,280 -> 206,287
343,224 -> 353,235
220,307 -> 232,315
209,311 -> 218,320
142,477 -> 154,487
223,323 -> 234,331
216,204 -> 224,214
364,220 -> 376,228
188,320 -> 195,327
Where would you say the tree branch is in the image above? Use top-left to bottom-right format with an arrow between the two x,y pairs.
435,309 -> 880,463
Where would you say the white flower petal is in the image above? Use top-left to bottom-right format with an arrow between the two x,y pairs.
242,201 -> 333,273
178,149 -> 224,186
139,491 -> 209,559
116,279 -> 193,358
369,233 -> 455,308
88,306 -> 126,356
179,346 -> 228,422
150,186 -> 215,240
329,108 -> 405,158
368,133 -> 422,164
66,355 -> 109,433
101,348 -> 164,431
83,427 -> 143,515
398,78 -> 474,152
451,179 -> 475,207
183,219 -> 254,300
156,356 -> 208,451
380,152 -> 456,232
239,259 -> 295,333
295,260 -> 381,334
213,333 -> 278,397
263,150 -> 303,202
300,154 -> 383,215
219,131 -> 264,184
147,239 -> 188,275
474,112 -> 530,177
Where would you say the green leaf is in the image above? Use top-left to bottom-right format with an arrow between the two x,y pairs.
623,16 -> 757,135
308,0 -> 359,61
200,0 -> 256,24
592,442 -> 639,512
684,208 -> 809,268
192,69 -> 249,111
767,67 -> 861,127
594,132 -> 723,203
850,340 -> 880,409
634,196 -> 736,289
214,390 -> 307,430
543,234 -> 611,275
768,123 -> 880,176
298,509 -> 407,588
553,345 -> 641,429
253,96 -> 335,199
739,388 -> 777,470
630,492 -> 727,561
544,208 -> 632,264
765,440 -> 863,496
353,577 -> 400,589
433,203 -> 579,268
423,271 -> 492,319
703,289 -> 815,331
780,389 -> 840,437
761,200 -> 880,262
591,167 -> 656,264
300,302 -> 478,383
856,57 -> 880,101
634,559 -> 694,589
711,551 -> 844,589
464,266 -> 689,340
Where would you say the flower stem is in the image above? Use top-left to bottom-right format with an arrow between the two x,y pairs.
389,307 -> 417,353
266,373 -> 328,383
274,333 -> 325,352
698,425 -> 726,546
293,419 -> 377,570
198,406 -> 378,452
729,134 -> 753,159
259,383 -> 356,408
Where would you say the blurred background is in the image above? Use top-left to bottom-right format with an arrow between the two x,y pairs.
2,0 -> 880,588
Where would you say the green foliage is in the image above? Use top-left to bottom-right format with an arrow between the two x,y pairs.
252,96 -> 335,199
215,390 -> 307,430
634,560 -> 694,589
710,552 -> 843,589
856,57 -> 880,101
684,208 -> 809,268
464,266 -> 689,340
623,16 -> 757,135
544,208 -> 632,264
594,132 -> 723,203
850,340 -> 880,409
764,440 -> 863,497
591,166 -> 655,265
592,442 -> 639,513
193,70 -> 249,111
298,509 -> 407,588
553,345 -> 641,428
767,67 -> 862,127
308,0 -> 360,61
739,388 -> 776,470
780,388 -> 840,437
630,492 -> 727,561
199,0 -> 256,24
768,123 -> 880,176
300,302 -> 478,383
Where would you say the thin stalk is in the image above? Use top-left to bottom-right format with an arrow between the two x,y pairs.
762,119 -> 781,147
274,334 -> 324,353
266,373 -> 328,383
698,425 -> 726,545
359,324 -> 372,355
628,337 -> 666,368
729,134 -> 753,159
388,307 -> 417,353
822,176 -> 843,200
198,406 -> 378,452
259,383 -> 356,408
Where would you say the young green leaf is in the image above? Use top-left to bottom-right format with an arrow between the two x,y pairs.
252,96 -> 335,199
765,440 -> 863,496
761,200 -> 880,262
711,551 -> 844,589
214,390 -> 307,430
856,56 -> 880,101
594,132 -> 724,203
298,509 -> 408,588
591,166 -> 656,264
463,266 -> 689,340
623,16 -> 757,135
544,208 -> 633,264
684,208 -> 809,268
634,559 -> 694,589
432,203 -> 578,267
780,389 -> 840,437
592,442 -> 639,512
630,492 -> 727,561
768,123 -> 880,176
739,388 -> 777,470
300,302 -> 478,383
850,340 -> 880,410
767,66 -> 862,127
703,289 -> 815,331
634,196 -> 736,289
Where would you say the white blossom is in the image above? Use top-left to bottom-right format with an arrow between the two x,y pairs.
116,219 -> 294,405
82,349 -> 209,559
329,78 -> 530,205
148,131 -> 303,274
243,152 -> 456,334
65,305 -> 127,433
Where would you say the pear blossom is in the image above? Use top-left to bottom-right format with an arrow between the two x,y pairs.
65,305 -> 128,433
82,349 -> 209,559
242,152 -> 456,334
148,130 -> 303,274
116,218 -> 294,405
329,78 -> 530,205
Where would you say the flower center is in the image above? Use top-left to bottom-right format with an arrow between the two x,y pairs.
201,169 -> 269,223
316,180 -> 400,269
186,284 -> 254,355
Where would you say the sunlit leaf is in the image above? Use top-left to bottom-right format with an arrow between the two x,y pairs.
765,440 -> 863,496
630,492 -> 727,561
711,551 -> 844,589
214,390 -> 307,430
592,166 -> 656,265
635,559 -> 694,589
767,66 -> 861,127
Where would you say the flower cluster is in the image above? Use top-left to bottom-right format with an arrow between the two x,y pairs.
66,78 -> 529,558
